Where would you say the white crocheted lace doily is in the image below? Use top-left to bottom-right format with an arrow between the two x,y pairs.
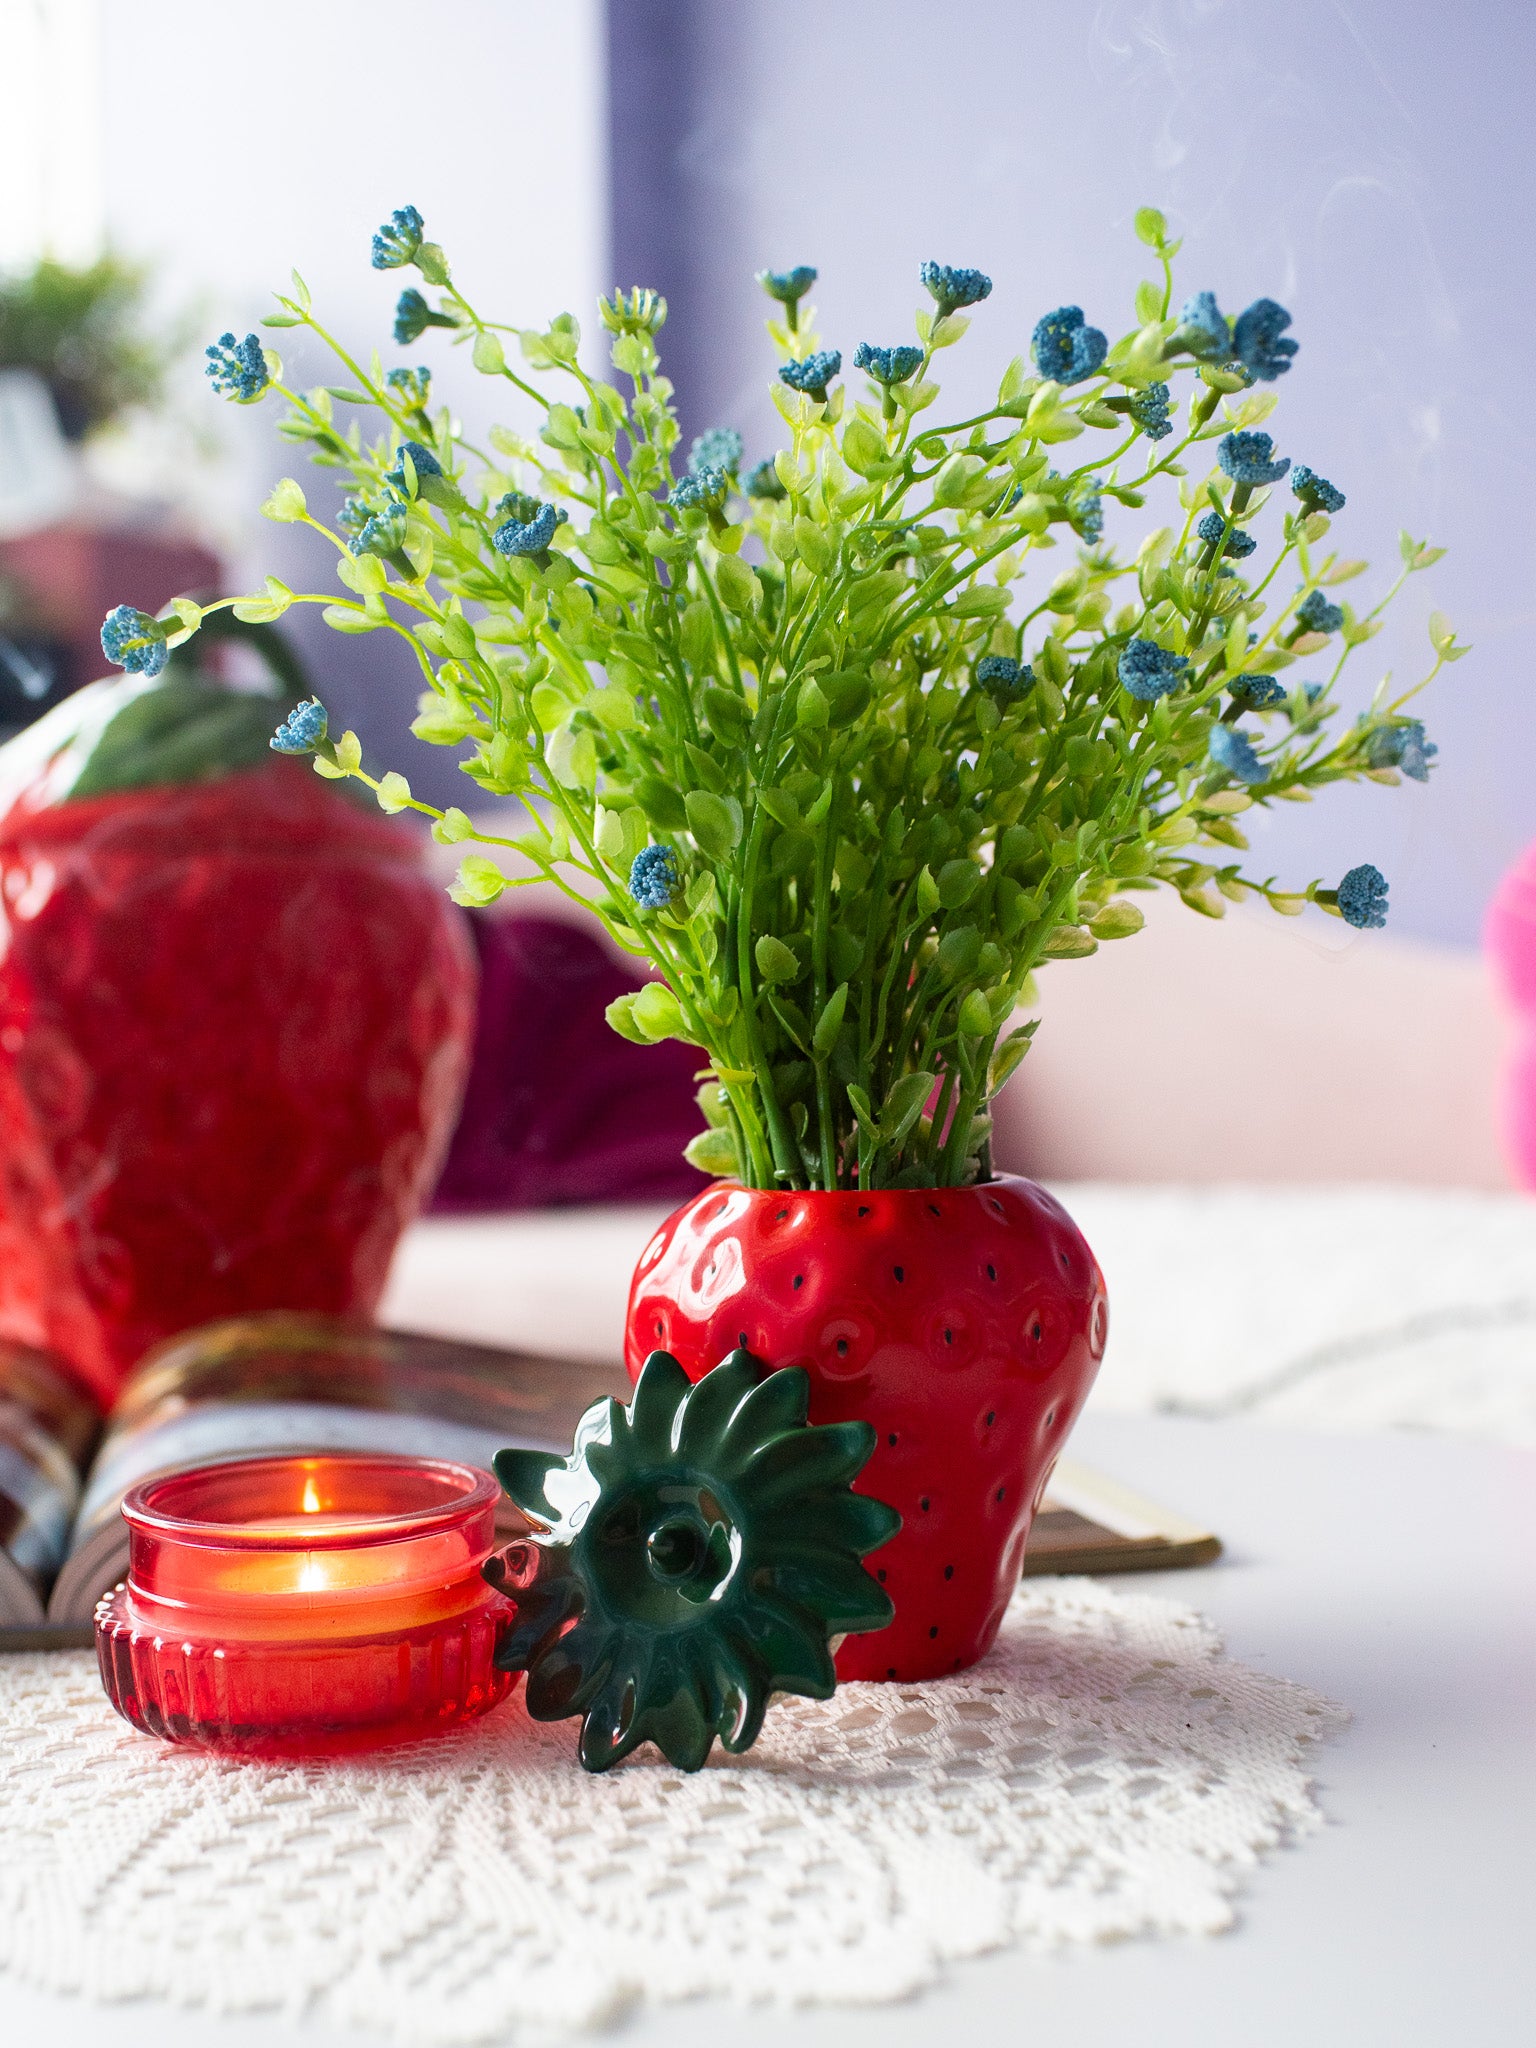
0,1579 -> 1344,2039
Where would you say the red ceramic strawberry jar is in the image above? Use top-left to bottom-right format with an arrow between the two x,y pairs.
626,1175 -> 1107,1682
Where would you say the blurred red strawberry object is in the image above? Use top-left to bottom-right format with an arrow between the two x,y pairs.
0,635 -> 475,1404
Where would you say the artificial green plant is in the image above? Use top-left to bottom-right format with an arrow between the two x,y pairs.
100,204 -> 1464,1192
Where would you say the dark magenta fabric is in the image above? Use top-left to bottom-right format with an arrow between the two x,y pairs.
430,912 -> 706,1212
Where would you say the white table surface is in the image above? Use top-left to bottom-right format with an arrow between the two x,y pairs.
3,1407 -> 1532,2048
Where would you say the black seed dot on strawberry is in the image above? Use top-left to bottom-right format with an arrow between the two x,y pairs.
877,1568 -> 887,1583
739,1331 -> 748,1346
654,1320 -> 664,1336
986,1263 -> 997,1281
777,1208 -> 788,1221
893,1265 -> 904,1282
792,1274 -> 803,1290
928,1202 -> 941,1217
919,1496 -> 930,1512
944,1564 -> 954,1580
995,1486 -> 1006,1502
1059,1250 -> 1070,1271
929,1625 -> 939,1639
836,1338 -> 849,1356
887,1432 -> 898,1446
1031,1320 -> 1043,1341
858,1205 -> 870,1217
1046,1406 -> 1058,1427
989,1197 -> 1004,1215
985,1410 -> 996,1426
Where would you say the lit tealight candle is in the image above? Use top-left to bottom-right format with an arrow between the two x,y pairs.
96,1454 -> 515,1752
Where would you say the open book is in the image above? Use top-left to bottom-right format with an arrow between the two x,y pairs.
0,1315 -> 1218,1645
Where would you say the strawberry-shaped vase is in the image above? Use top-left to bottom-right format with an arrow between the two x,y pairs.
625,1175 -> 1108,1681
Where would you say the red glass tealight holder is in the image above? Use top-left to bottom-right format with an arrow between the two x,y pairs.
96,1454 -> 514,1752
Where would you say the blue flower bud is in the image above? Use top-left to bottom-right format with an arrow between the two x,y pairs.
628,843 -> 682,910
920,262 -> 993,315
351,499 -> 408,558
386,440 -> 444,498
204,331 -> 269,403
745,458 -> 787,501
386,365 -> 432,410
1232,298 -> 1297,382
671,467 -> 731,513
1208,723 -> 1266,785
393,289 -> 455,346
1291,464 -> 1345,514
270,698 -> 329,755
1031,305 -> 1108,386
778,350 -> 842,402
1177,291 -> 1231,359
853,342 -> 925,386
371,205 -> 424,270
1119,638 -> 1189,701
1227,673 -> 1285,709
689,427 -> 743,477
1295,589 -> 1344,636
492,502 -> 562,556
1365,719 -> 1437,782
1196,510 -> 1257,559
1129,382 -> 1173,439
1071,487 -> 1104,544
99,604 -> 169,678
757,266 -> 818,306
1218,431 -> 1290,486
1337,863 -> 1389,930
975,655 -> 1033,700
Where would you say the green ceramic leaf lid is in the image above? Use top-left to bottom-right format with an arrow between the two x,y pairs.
488,1348 -> 901,1773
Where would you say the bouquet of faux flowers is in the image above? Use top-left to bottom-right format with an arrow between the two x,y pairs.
102,204 -> 1463,1193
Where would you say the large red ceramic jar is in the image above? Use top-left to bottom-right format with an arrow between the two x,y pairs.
625,1176 -> 1108,1681
0,759 -> 476,1404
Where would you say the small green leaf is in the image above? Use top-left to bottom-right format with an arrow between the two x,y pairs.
684,1126 -> 740,1176
812,982 -> 849,1058
1089,900 -> 1145,940
1134,205 -> 1168,248
449,854 -> 506,907
958,989 -> 993,1038
471,329 -> 507,374
376,771 -> 412,815
261,477 -> 307,523
685,790 -> 742,861
754,935 -> 802,984
605,992 -> 651,1044
880,1071 -> 935,1148
632,980 -> 690,1043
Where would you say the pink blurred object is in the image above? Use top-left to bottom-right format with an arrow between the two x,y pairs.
1485,841 -> 1536,1190
430,913 -> 705,1213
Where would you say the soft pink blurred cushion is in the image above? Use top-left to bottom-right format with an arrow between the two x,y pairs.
1486,841 -> 1536,1190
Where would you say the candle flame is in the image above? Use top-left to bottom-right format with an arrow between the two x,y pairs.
301,1476 -> 321,1514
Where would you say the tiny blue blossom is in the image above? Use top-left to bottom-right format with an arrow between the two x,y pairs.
629,844 -> 682,910
386,365 -> 432,409
1295,589 -> 1344,636
1031,305 -> 1108,386
1232,298 -> 1297,382
386,439 -> 444,496
351,500 -> 408,558
99,605 -> 168,678
1178,291 -> 1230,358
204,331 -> 269,402
1337,863 -> 1389,930
689,427 -> 743,476
975,655 -> 1032,699
778,350 -> 842,401
1218,431 -> 1291,486
492,502 -> 561,556
393,289 -> 447,345
1208,724 -> 1267,785
671,468 -> 730,512
1366,719 -> 1437,782
1071,488 -> 1104,544
1292,465 -> 1346,514
757,266 -> 817,305
853,342 -> 924,385
1129,382 -> 1173,439
1228,674 -> 1286,709
1196,511 -> 1258,559
920,262 -> 993,315
745,457 -> 787,501
270,698 -> 329,755
1119,639 -> 1190,701
371,205 -> 424,270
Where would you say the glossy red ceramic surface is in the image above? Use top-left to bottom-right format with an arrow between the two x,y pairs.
0,762 -> 476,1403
625,1176 -> 1108,1681
95,1453 -> 515,1751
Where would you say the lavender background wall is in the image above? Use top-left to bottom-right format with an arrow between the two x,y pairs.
607,0 -> 1535,951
